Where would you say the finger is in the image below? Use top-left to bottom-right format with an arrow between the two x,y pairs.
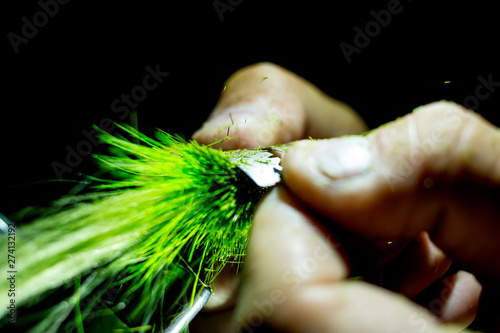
381,232 -> 452,298
414,270 -> 481,328
282,101 -> 500,279
235,186 -> 464,333
192,62 -> 366,149
235,186 -> 349,332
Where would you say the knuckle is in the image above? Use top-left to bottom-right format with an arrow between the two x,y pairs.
411,101 -> 496,177
413,100 -> 470,126
377,101 -> 477,187
412,101 -> 472,143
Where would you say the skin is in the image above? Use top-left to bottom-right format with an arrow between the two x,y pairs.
191,62 -> 499,332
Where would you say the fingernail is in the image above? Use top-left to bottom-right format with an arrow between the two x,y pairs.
309,137 -> 372,180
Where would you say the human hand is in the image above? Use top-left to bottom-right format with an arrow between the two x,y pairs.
191,63 -> 499,332
192,62 -> 367,149
261,100 -> 500,332
191,61 -> 367,332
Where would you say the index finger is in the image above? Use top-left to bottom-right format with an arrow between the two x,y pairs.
192,62 -> 367,149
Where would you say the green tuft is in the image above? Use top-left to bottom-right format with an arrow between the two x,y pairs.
0,123 -> 267,332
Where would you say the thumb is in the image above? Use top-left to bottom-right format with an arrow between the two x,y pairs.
282,101 -> 500,279
235,186 -> 465,333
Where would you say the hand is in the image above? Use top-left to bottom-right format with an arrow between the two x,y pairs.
268,100 -> 500,332
192,62 -> 367,149
191,62 -> 499,332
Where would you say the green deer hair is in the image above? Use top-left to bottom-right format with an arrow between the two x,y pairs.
0,123 -> 273,332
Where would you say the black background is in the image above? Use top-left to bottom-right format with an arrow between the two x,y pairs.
2,0 -> 499,214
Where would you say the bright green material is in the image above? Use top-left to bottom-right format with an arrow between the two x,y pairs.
0,124 -> 266,332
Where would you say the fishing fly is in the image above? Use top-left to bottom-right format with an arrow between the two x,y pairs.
0,123 -> 283,333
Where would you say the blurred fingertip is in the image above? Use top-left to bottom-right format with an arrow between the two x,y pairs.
192,107 -> 284,149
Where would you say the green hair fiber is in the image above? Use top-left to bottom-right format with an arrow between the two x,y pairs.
0,123 -> 272,332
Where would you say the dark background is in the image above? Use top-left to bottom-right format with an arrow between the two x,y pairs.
2,0 -> 499,214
